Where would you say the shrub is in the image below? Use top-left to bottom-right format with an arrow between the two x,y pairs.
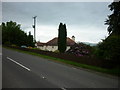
96,35 -> 120,67
54,50 -> 59,53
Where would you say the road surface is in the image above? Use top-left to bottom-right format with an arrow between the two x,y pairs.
2,48 -> 119,88
0,46 -> 2,89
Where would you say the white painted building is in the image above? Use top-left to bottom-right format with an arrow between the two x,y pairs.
36,36 -> 76,52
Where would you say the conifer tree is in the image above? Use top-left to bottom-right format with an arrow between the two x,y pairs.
58,23 -> 67,53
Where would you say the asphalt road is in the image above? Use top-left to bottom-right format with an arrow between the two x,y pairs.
2,48 -> 119,88
0,46 -> 2,89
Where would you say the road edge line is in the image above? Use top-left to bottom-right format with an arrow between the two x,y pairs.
7,57 -> 31,71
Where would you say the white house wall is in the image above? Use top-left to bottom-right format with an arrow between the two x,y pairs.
37,46 -> 70,52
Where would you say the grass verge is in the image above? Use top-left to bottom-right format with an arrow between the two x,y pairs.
3,46 -> 120,76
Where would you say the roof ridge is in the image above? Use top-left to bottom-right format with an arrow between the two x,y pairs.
37,37 -> 76,46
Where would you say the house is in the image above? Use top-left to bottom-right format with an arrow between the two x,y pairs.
36,36 -> 76,52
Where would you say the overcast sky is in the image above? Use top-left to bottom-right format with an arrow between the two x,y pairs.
2,2 -> 112,43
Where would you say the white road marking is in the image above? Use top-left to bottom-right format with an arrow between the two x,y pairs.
41,74 -> 46,79
42,77 -> 46,79
72,67 -> 77,70
61,87 -> 67,90
7,57 -> 31,71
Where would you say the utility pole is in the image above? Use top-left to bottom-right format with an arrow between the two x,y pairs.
32,16 -> 37,42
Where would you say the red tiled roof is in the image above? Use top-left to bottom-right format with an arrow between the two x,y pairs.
37,37 -> 76,46
46,37 -> 58,46
66,37 -> 76,46
36,42 -> 46,46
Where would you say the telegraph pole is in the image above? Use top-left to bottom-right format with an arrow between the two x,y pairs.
32,16 -> 37,42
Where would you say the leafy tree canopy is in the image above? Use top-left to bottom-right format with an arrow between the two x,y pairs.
96,2 -> 120,64
105,1 -> 120,35
1,21 -> 35,47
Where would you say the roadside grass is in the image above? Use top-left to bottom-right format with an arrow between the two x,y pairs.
3,46 -> 120,76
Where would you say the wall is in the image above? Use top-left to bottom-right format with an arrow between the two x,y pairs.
37,45 -> 70,52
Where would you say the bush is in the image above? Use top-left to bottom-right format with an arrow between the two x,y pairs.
11,44 -> 17,47
96,35 -> 120,66
66,43 -> 93,57
6,45 -> 117,69
54,50 -> 59,53
4,41 -> 11,46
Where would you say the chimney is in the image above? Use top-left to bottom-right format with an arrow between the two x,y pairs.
72,36 -> 75,42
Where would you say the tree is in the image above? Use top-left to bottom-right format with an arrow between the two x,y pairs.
97,36 -> 120,61
96,2 -> 120,67
2,21 -> 21,45
27,31 -> 35,47
2,21 -> 35,47
0,24 -> 2,45
58,23 -> 67,53
105,1 -> 120,35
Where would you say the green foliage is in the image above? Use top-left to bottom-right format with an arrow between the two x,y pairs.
95,2 -> 120,64
97,35 -> 120,61
5,46 -> 120,76
94,2 -> 120,68
58,23 -> 67,53
66,43 -> 93,57
0,24 -> 2,45
54,50 -> 59,53
105,2 -> 120,35
1,21 -> 35,47
27,32 -> 35,47
4,41 -> 11,46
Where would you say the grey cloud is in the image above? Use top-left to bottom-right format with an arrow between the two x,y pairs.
2,2 -> 111,43
2,2 -> 111,36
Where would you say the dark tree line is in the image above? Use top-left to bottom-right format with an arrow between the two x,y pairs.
58,23 -> 67,53
96,1 -> 120,64
105,1 -> 120,35
1,21 -> 35,47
